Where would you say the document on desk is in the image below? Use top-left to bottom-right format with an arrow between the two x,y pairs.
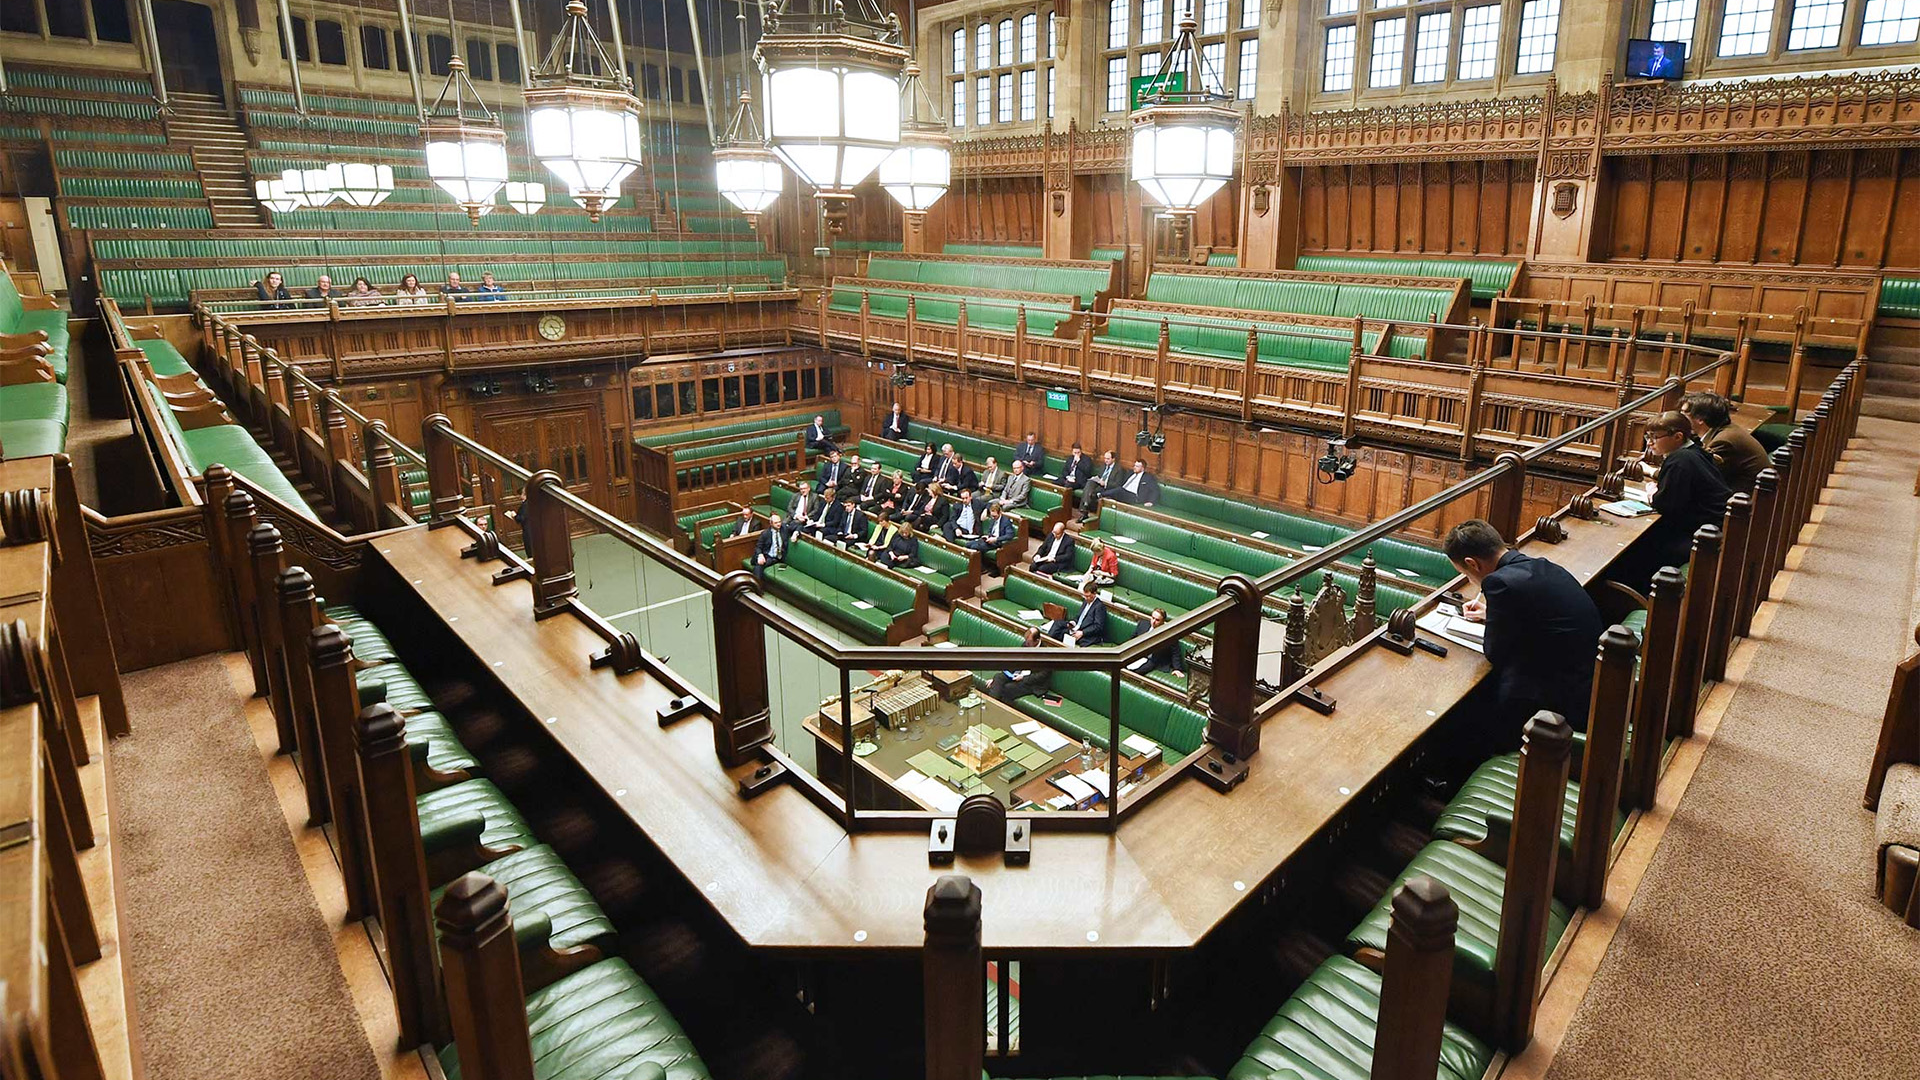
1010,720 -> 1042,736
1026,728 -> 1072,753
1122,733 -> 1161,758
916,780 -> 963,814
1599,499 -> 1654,518
1046,793 -> 1074,810
1077,769 -> 1111,796
1415,608 -> 1486,653
1051,773 -> 1098,801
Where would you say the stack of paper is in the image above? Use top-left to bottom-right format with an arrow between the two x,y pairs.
1077,770 -> 1111,796
1018,608 -> 1046,622
1050,773 -> 1097,801
1010,720 -> 1042,736
1027,728 -> 1072,753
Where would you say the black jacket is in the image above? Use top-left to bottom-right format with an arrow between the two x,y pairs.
817,460 -> 851,490
1132,619 -> 1186,673
1063,598 -> 1107,644
1013,441 -> 1046,471
882,411 -> 910,439
885,533 -> 920,564
754,528 -> 788,563
1032,532 -> 1075,567
1649,441 -> 1732,557
729,517 -> 756,538
1481,549 -> 1605,726
1058,454 -> 1093,488
1115,470 -> 1160,503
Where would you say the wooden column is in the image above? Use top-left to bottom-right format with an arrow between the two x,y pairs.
1787,424 -> 1816,543
1666,524 -> 1721,741
422,413 -> 464,525
1761,445 -> 1795,594
1706,494 -> 1751,682
1205,574 -> 1264,759
248,523 -> 296,754
50,455 -> 129,737
322,392 -> 353,507
224,488 -> 267,695
308,623 -> 374,920
44,894 -> 106,1080
1370,876 -> 1461,1080
276,567 -> 330,825
365,419 -> 405,527
1736,469 -> 1779,638
1485,452 -> 1526,544
1568,625 -> 1638,908
202,465 -> 243,647
520,472 -> 578,619
1490,711 -> 1573,1051
356,703 -> 448,1050
711,571 -> 774,767
435,873 -> 537,1080
1626,567 -> 1686,812
923,875 -> 985,1080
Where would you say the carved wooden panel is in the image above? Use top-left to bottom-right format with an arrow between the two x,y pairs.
1297,160 -> 1531,256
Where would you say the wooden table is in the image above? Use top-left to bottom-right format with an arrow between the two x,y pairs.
370,509 -> 1648,954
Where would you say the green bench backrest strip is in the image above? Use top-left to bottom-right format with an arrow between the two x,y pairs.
788,541 -> 917,613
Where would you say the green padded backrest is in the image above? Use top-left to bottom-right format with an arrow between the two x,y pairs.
0,272 -> 21,334
1116,561 -> 1216,611
948,606 -> 1023,648
856,438 -> 919,472
768,485 -> 794,516
1005,574 -> 1074,613
789,541 -> 917,613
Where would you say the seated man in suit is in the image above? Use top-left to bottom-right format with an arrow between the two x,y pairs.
1680,391 -> 1769,494
724,504 -> 757,540
1044,583 -> 1108,648
1611,410 -> 1734,592
856,461 -> 889,508
783,481 -> 819,541
880,519 -> 922,569
987,628 -> 1050,703
969,504 -> 1018,572
1127,608 -> 1186,677
912,445 -> 940,485
1447,519 -> 1604,743
1030,521 -> 1075,576
1055,443 -> 1094,490
751,514 -> 788,581
1104,459 -> 1161,509
948,453 -> 978,497
1013,432 -> 1046,473
1076,451 -> 1122,521
801,487 -> 841,538
881,402 -> 910,440
994,460 -> 1032,511
942,485 -> 989,543
805,414 -> 838,453
816,448 -> 852,491
824,492 -> 868,548
975,456 -> 1005,497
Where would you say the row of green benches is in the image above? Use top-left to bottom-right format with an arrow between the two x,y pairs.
55,148 -> 193,173
637,408 -> 844,451
1097,302 -> 1415,371
0,273 -> 73,460
758,480 -> 987,604
60,175 -> 204,200
866,252 -> 1113,307
99,262 -> 786,308
756,534 -> 926,643
827,282 -> 1077,336
95,235 -> 769,262
1146,268 -> 1458,326
1295,254 -> 1522,301
0,126 -> 165,145
0,92 -> 158,120
263,208 -> 657,233
66,205 -> 216,231
978,574 -> 1195,694
1879,276 -> 1920,319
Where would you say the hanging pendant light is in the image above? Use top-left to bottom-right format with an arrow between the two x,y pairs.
713,90 -> 784,230
1130,9 -> 1239,218
754,0 -> 908,230
422,53 -> 510,226
878,61 -> 951,216
525,0 -> 645,223
334,162 -> 396,207
280,166 -> 335,208
502,181 -> 547,215
254,177 -> 302,213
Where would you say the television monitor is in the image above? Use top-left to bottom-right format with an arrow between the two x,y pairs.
1627,39 -> 1687,80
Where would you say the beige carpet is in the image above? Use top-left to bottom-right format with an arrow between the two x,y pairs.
1547,418 -> 1920,1080
111,656 -> 382,1080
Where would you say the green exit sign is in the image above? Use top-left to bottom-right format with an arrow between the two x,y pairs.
1046,389 -> 1070,411
1129,70 -> 1187,111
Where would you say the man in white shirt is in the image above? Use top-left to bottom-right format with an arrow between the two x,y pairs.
783,482 -> 817,541
752,515 -> 787,581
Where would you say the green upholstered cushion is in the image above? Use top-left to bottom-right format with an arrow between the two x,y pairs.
1429,752 -> 1613,861
1346,840 -> 1571,990
1877,277 -> 1920,319
439,958 -> 713,1080
177,424 -> 319,521
0,418 -> 65,458
1226,955 -> 1493,1080
397,710 -> 480,776
430,845 -> 614,954
322,604 -> 399,665
136,338 -> 193,378
357,665 -> 437,713
416,779 -> 534,857
0,382 -> 69,431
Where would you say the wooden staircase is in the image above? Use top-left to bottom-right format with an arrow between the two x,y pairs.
1864,342 -> 1920,424
166,91 -> 266,229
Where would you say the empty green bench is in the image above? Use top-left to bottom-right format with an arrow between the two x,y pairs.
138,379 -> 318,519
1,271 -> 71,384
1099,303 -> 1363,372
828,282 -> 1075,336
639,409 -> 842,451
867,253 -> 1112,307
1226,954 -> 1492,1080
757,539 -> 922,644
1880,277 -> 1920,320
1295,254 -> 1520,302
1146,270 -> 1455,325
943,242 -> 1045,259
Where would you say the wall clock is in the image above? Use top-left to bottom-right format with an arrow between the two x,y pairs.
537,314 -> 566,341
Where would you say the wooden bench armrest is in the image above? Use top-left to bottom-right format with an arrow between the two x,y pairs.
0,355 -> 56,385
167,400 -> 236,430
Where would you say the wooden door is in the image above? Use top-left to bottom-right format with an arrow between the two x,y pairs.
478,402 -> 609,533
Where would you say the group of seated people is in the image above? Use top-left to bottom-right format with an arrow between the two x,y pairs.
252,269 -> 508,307
984,604 -> 1186,703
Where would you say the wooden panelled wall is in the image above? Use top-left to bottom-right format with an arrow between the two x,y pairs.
876,361 -> 1584,541
946,176 -> 1045,243
1602,149 -> 1920,269
1295,159 -> 1537,258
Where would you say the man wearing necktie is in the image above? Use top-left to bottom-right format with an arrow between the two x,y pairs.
1013,433 -> 1046,473
994,460 -> 1032,510
1056,444 -> 1092,489
816,449 -> 849,490
1077,451 -> 1120,521
931,444 -> 958,485
943,486 -> 985,543
752,514 -> 787,581
805,414 -> 837,453
804,486 -> 839,536
858,462 -> 886,509
976,457 -> 1003,497
1045,583 -> 1107,647
726,505 -> 756,539
882,402 -> 910,440
783,482 -> 816,541
968,504 -> 1016,570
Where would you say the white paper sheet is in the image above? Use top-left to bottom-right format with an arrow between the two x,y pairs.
1011,720 -> 1042,735
1077,769 -> 1111,796
1051,773 -> 1098,801
1122,734 -> 1160,756
933,641 -> 958,649
1018,608 -> 1046,621
850,599 -> 874,609
915,564 -> 937,573
1415,608 -> 1486,653
1250,530 -> 1270,539
1027,728 -> 1072,753
1112,536 -> 1137,544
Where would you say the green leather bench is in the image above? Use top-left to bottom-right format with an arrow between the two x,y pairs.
357,677 -> 476,776
866,254 -> 1111,307
1226,955 -> 1492,1080
1099,303 -> 1361,371
1146,489 -> 1455,590
0,92 -> 159,120
438,958 -> 712,1080
418,778 -> 537,859
1,272 -> 71,384
430,844 -> 615,955
60,175 -> 203,200
1296,254 -> 1519,302
1147,270 -> 1456,325
1430,750 -> 1609,866
1346,840 -> 1571,1001
1879,277 -> 1920,320
676,505 -> 738,535
943,243 -> 1045,259
54,148 -> 193,173
828,283 -> 1076,336
855,437 -> 922,475
358,666 -> 437,713
639,409 -> 842,450
67,204 -> 217,230
758,539 -> 921,644
141,382 -> 317,519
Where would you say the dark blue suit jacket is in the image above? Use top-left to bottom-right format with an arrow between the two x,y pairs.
1481,549 -> 1604,727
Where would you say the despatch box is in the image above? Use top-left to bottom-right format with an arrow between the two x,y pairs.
817,701 -> 878,743
929,670 -> 972,701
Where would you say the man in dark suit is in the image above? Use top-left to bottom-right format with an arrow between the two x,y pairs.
1056,444 -> 1093,489
881,520 -> 922,569
1446,519 -> 1605,741
1612,411 -> 1734,592
816,449 -> 852,491
942,485 -> 988,543
725,505 -> 757,540
948,454 -> 978,495
1076,451 -> 1122,521
801,487 -> 841,537
1030,521 -> 1075,576
1013,432 -> 1046,473
969,505 -> 1018,572
751,515 -> 788,581
1639,41 -> 1677,78
882,402 -> 910,440
805,414 -> 837,453
856,462 -> 888,508
1105,459 -> 1161,508
988,628 -> 1050,703
929,445 -> 962,487
1680,391 -> 1769,494
1127,608 -> 1186,677
825,493 -> 867,547
1045,583 -> 1108,647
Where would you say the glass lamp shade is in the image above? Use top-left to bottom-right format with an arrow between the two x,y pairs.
758,41 -> 906,193
879,128 -> 950,212
424,120 -> 510,222
502,181 -> 547,215
333,162 -> 394,207
1129,104 -> 1238,211
280,167 -> 334,208
254,177 -> 302,213
714,146 -> 784,216
526,86 -> 644,219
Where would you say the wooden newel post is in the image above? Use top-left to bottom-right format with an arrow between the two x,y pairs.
356,703 -> 447,1051
322,392 -> 352,502
308,623 -> 375,920
1667,524 -> 1721,740
1785,426 -> 1814,541
365,419 -> 404,525
1569,626 -> 1638,907
248,523 -> 296,754
1491,711 -> 1573,1051
1485,452 -> 1526,545
711,572 -> 774,767
422,414 -> 464,525
1205,574 -> 1264,759
1707,494 -> 1752,681
201,464 -> 242,644
51,454 -> 129,737
1627,567 -> 1686,812
223,488 -> 267,695
1762,445 -> 1794,590
435,873 -> 536,1080
276,567 -> 330,825
922,874 -> 985,1080
1737,469 -> 1779,638
1370,876 -> 1460,1080
520,472 -> 578,618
